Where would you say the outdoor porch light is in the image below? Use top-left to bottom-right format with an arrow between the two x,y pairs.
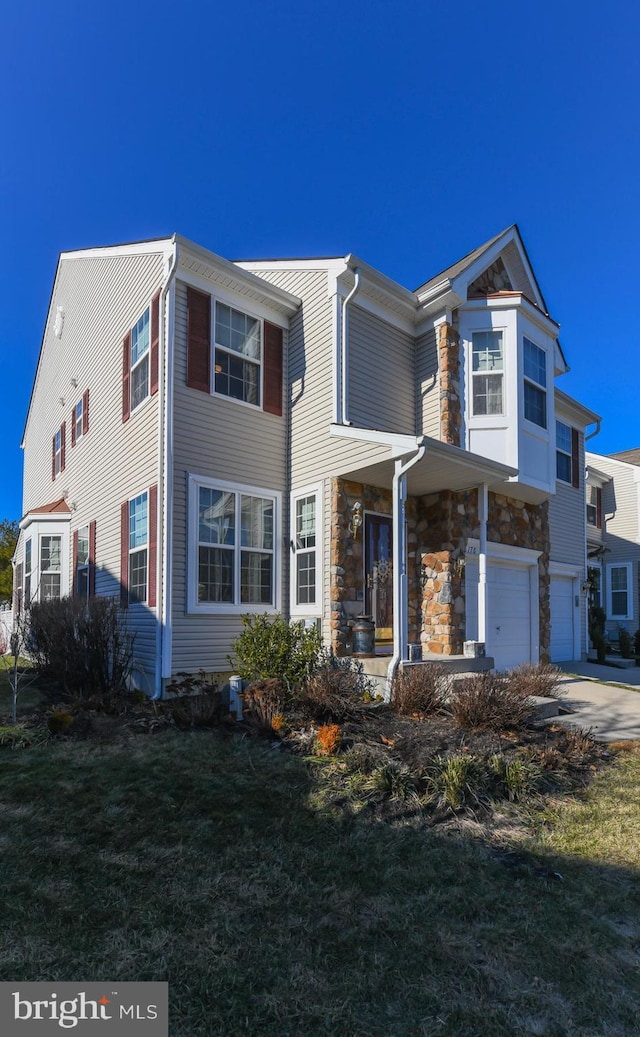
349,501 -> 363,538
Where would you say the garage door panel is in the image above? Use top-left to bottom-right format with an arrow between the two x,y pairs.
466,561 -> 532,670
550,575 -> 575,662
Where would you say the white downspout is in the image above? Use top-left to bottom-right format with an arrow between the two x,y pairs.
154,242 -> 178,699
340,267 -> 361,426
386,439 -> 427,697
478,483 -> 489,647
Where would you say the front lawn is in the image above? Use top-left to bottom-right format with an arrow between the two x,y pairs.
0,729 -> 638,1036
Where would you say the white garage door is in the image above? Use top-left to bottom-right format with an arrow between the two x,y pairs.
466,561 -> 532,671
550,575 -> 575,662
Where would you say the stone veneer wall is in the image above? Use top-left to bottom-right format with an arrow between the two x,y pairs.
438,322 -> 462,447
411,490 -> 550,658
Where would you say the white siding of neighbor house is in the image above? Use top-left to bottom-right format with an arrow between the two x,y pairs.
20,248 -> 169,691
416,326 -> 440,438
169,277 -> 290,675
348,305 -> 415,434
588,455 -> 640,631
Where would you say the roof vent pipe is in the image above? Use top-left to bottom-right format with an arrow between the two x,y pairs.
341,267 -> 361,425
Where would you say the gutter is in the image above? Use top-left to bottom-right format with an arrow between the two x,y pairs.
154,239 -> 179,699
386,438 -> 427,696
340,265 -> 362,425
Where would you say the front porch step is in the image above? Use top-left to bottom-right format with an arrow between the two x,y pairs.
355,654 -> 495,680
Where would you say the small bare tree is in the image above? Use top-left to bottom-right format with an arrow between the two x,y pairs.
1,611 -> 39,725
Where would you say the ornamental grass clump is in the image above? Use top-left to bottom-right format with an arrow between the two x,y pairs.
242,678 -> 287,734
298,652 -> 375,723
505,662 -> 562,700
450,671 -> 533,732
392,663 -> 446,716
426,752 -> 489,811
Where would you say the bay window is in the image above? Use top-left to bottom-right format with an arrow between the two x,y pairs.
523,338 -> 547,428
556,421 -> 572,483
40,535 -> 62,600
471,331 -> 503,416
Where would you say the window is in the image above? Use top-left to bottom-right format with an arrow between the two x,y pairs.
523,338 -> 547,428
52,424 -> 65,479
72,390 -> 89,446
471,331 -> 503,416
214,303 -> 261,406
556,421 -> 572,483
131,308 -> 150,411
24,539 -> 32,606
292,488 -> 321,612
190,476 -> 279,611
40,535 -> 62,601
76,525 -> 90,597
129,493 -> 148,603
607,563 -> 632,620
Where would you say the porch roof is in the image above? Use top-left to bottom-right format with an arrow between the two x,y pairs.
329,426 -> 518,497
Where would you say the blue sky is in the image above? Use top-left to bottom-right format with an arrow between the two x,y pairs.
2,0 -> 638,521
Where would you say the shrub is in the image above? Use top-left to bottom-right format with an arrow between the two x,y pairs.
489,754 -> 541,802
241,678 -> 286,732
47,709 -> 74,734
229,614 -> 321,689
297,652 -> 375,722
27,597 -> 133,698
392,663 -> 446,715
634,630 -> 640,658
425,753 -> 488,811
505,662 -> 562,699
0,724 -> 45,749
449,671 -> 533,732
365,762 -> 417,801
589,606 -> 607,663
166,671 -> 225,728
619,629 -> 632,659
315,723 -> 342,756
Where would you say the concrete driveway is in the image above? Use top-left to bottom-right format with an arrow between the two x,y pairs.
551,661 -> 640,742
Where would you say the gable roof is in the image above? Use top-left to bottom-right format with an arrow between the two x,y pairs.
609,448 -> 640,466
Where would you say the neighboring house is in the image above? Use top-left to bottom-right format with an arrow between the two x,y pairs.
585,449 -> 640,643
14,226 -> 600,695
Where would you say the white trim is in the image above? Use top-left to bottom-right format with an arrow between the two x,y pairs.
606,561 -> 633,621
289,482 -> 323,619
465,542 -> 541,666
161,273 -> 176,682
466,538 -> 542,565
187,474 -> 281,615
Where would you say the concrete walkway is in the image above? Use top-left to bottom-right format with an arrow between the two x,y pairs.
549,662 -> 640,742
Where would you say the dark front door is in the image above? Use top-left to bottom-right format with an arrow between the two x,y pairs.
365,514 -> 393,642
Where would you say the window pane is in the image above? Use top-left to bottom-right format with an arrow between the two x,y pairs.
77,568 -> 89,598
41,573 -> 61,601
77,526 -> 89,566
75,399 -> 83,439
241,551 -> 273,604
41,536 -> 62,571
25,540 -> 32,572
199,545 -> 233,602
131,354 -> 149,410
199,488 -> 235,545
241,496 -> 273,550
611,567 -> 628,592
129,548 -> 147,603
130,493 -> 148,549
524,338 -> 546,387
557,452 -> 572,483
296,551 -> 316,605
612,590 -> 627,616
215,350 -> 260,405
131,308 -> 150,365
296,496 -> 316,548
524,381 -> 547,428
216,304 -> 261,360
556,421 -> 571,454
473,373 -> 503,415
472,331 -> 503,372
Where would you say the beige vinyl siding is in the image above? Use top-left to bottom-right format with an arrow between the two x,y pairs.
589,456 -> 640,627
170,278 -> 289,674
348,305 -> 415,433
21,251 -> 167,690
416,327 -> 439,437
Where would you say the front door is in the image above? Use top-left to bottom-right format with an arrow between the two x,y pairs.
365,514 -> 393,642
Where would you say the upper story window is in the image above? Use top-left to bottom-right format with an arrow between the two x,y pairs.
52,424 -> 66,480
131,308 -> 151,411
471,331 -> 503,416
40,535 -> 62,601
556,421 -> 572,482
586,484 -> 602,528
214,303 -> 261,407
76,525 -> 90,597
74,398 -> 84,442
523,338 -> 547,428
72,390 -> 89,446
129,492 -> 148,603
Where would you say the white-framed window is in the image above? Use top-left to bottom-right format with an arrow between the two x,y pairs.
129,492 -> 148,603
291,484 -> 322,616
76,525 -> 90,598
607,562 -> 632,620
471,330 -> 504,416
53,427 -> 63,477
214,302 -> 261,407
586,485 -> 601,527
24,538 -> 32,605
188,475 -> 280,613
556,421 -> 572,483
130,307 -> 151,412
40,535 -> 62,601
523,337 -> 547,428
73,398 -> 84,443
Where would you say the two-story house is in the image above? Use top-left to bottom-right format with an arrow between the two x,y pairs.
14,226 -> 599,695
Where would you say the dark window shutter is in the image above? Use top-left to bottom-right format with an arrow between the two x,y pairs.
150,291 -> 160,396
122,331 -> 131,423
596,487 -> 603,529
83,389 -> 90,434
263,321 -> 283,416
71,407 -> 76,447
72,530 -> 78,596
571,428 -> 580,489
186,286 -> 211,392
52,434 -> 56,480
120,501 -> 129,608
60,423 -> 66,473
148,483 -> 158,608
89,520 -> 96,596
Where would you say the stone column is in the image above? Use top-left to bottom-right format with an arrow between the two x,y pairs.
438,322 -> 462,447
